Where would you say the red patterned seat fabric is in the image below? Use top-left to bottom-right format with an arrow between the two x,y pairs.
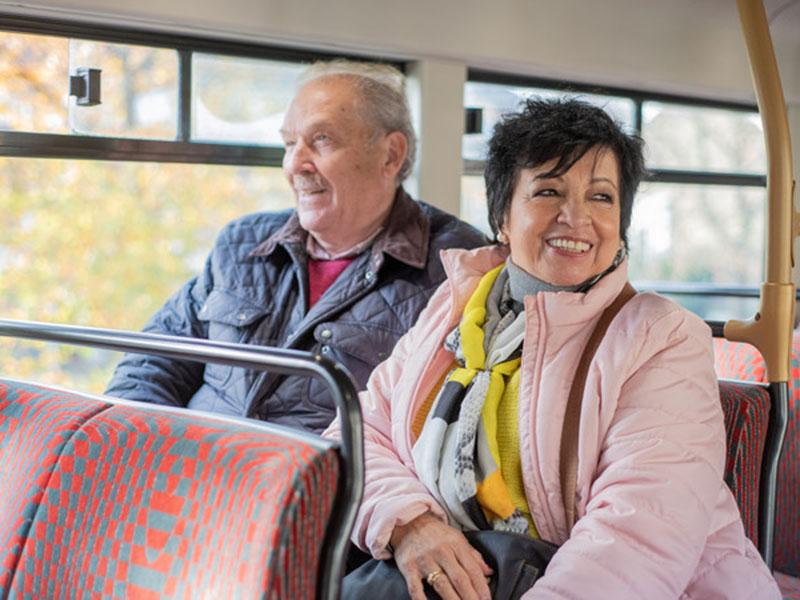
0,379 -> 340,599
717,379 -> 769,546
0,380 -> 107,591
713,338 -> 800,577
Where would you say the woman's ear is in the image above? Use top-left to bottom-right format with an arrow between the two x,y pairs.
497,213 -> 511,245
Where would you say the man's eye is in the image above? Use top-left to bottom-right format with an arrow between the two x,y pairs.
314,134 -> 332,144
283,140 -> 296,149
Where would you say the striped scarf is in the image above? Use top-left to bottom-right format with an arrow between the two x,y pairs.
412,264 -> 529,534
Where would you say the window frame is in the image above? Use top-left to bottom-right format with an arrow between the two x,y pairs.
0,14 -> 404,166
466,68 -> 766,187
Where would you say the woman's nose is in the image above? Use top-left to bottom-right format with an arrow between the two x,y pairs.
557,196 -> 591,227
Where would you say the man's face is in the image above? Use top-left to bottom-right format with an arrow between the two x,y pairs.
280,77 -> 403,251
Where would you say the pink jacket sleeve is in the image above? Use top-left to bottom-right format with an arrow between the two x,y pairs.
528,309 -> 733,599
324,283 -> 452,559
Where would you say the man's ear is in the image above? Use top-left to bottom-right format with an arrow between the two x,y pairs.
383,131 -> 408,179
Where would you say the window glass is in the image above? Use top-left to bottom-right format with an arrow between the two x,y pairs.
627,182 -> 764,286
0,31 -> 70,133
0,157 -> 293,392
642,102 -> 766,173
68,39 -> 178,139
460,175 -> 492,236
192,53 -> 305,145
463,81 -> 636,161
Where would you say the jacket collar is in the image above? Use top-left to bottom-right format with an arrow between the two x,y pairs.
440,245 -> 630,328
249,187 -> 429,269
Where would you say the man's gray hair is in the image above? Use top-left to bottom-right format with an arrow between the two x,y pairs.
298,60 -> 416,182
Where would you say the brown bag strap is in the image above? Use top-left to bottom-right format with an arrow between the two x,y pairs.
559,282 -> 637,530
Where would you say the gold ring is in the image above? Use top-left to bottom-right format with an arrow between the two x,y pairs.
426,569 -> 443,586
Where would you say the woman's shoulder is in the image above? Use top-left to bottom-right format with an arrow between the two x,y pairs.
624,290 -> 711,342
608,291 -> 716,393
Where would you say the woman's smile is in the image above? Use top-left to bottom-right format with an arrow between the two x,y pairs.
546,236 -> 593,254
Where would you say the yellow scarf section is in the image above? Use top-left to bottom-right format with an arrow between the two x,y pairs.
412,264 -> 538,537
497,369 -> 538,537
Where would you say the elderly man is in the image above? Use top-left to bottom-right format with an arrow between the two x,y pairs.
105,60 -> 486,434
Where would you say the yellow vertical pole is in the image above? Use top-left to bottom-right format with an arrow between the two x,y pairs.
728,0 -> 796,569
726,0 -> 796,383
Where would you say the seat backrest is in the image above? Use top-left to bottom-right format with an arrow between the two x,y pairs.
0,381 -> 107,590
717,379 -> 770,546
713,338 -> 767,382
714,338 -> 799,576
0,378 -> 341,598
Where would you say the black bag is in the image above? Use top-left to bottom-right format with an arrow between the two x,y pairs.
341,530 -> 558,600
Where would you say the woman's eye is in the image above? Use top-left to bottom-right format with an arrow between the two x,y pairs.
536,188 -> 558,197
592,193 -> 613,203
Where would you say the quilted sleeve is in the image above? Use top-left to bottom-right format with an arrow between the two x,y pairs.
104,257 -> 212,407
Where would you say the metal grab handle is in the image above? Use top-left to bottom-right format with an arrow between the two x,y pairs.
0,318 -> 363,600
729,0 -> 795,571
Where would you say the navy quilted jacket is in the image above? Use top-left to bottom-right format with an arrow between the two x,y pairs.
105,190 -> 487,434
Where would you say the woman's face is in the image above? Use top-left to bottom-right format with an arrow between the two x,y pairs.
500,146 -> 622,287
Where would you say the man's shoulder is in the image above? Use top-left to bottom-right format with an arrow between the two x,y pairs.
214,209 -> 294,248
415,200 -> 488,251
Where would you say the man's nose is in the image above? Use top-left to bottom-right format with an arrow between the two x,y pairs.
557,195 -> 592,227
283,141 -> 316,175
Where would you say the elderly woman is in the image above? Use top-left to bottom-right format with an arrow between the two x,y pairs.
329,99 -> 780,599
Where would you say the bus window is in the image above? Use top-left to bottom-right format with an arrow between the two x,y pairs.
0,27 -> 331,392
192,53 -> 303,145
642,101 -> 766,174
0,157 -> 292,392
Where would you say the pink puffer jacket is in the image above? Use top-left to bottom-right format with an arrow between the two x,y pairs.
327,245 -> 779,599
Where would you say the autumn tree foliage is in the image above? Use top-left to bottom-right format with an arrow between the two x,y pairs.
0,32 -> 293,391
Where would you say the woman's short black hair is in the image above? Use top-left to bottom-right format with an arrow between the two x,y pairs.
484,97 -> 646,246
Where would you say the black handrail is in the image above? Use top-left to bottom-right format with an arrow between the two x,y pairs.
0,318 -> 362,600
761,382 -> 789,567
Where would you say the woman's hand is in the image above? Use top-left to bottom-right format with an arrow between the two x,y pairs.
390,512 -> 493,600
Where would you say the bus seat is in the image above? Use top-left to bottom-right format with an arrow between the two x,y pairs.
775,571 -> 800,600
717,379 -> 770,546
0,378 -> 341,599
0,381 -> 108,590
713,338 -> 799,578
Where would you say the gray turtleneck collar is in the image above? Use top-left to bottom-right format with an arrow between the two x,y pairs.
507,258 -> 579,303
506,246 -> 626,305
